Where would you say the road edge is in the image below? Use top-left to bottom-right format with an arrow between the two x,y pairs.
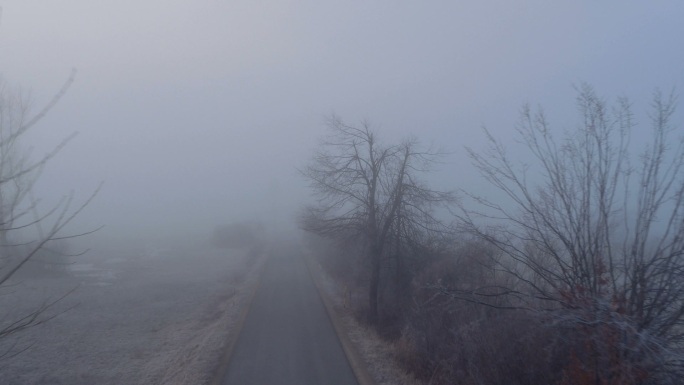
303,252 -> 377,385
209,252 -> 269,385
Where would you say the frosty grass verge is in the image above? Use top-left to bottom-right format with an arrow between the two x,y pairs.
307,253 -> 422,385
0,237 -> 265,385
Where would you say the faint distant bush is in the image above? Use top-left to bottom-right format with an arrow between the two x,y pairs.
211,222 -> 264,249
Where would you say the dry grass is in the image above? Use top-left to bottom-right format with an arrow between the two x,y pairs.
306,251 -> 423,385
0,236 -> 267,385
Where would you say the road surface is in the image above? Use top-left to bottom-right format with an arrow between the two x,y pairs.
221,249 -> 359,385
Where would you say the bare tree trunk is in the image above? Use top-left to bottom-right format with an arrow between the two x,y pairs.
368,247 -> 381,325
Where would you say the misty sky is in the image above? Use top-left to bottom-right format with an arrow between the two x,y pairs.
0,1 -> 682,238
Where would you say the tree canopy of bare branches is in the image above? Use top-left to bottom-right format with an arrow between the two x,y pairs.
0,73 -> 99,350
457,85 -> 684,382
301,115 -> 454,325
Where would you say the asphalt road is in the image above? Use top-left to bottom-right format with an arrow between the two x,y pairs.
221,250 -> 359,385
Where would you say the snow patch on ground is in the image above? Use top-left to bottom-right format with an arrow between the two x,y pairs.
0,237 -> 265,385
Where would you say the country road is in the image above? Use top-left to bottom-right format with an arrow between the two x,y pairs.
220,249 -> 360,385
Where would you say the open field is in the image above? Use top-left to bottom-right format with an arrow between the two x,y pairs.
0,236 -> 264,385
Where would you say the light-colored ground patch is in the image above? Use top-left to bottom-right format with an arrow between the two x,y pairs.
0,236 -> 265,385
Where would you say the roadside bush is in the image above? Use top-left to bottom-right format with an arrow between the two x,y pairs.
397,241 -> 565,385
397,235 -> 684,384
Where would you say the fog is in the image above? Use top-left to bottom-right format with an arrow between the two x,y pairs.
2,2 -> 684,383
0,1 -> 680,240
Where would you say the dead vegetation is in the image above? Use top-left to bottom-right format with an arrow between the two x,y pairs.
0,237 -> 266,384
303,87 -> 684,385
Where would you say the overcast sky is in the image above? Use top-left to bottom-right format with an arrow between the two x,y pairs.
0,1 -> 682,238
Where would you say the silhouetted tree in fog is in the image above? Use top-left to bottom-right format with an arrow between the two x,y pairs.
302,115 -> 454,325
454,85 -> 684,383
0,73 -> 99,352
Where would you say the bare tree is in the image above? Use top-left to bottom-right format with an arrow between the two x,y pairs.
302,115 -> 454,325
456,85 -> 684,382
0,73 -> 99,349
